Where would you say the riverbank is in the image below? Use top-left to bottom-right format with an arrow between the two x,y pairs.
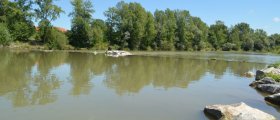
2,41 -> 280,54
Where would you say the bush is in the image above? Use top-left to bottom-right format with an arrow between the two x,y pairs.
9,21 -> 35,41
47,29 -> 68,50
268,62 -> 280,69
0,23 -> 12,46
265,73 -> 280,82
222,43 -> 236,51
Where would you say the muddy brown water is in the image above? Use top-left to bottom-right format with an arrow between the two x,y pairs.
0,49 -> 279,120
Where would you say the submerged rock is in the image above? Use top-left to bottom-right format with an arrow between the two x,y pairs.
256,67 -> 280,80
244,71 -> 255,78
256,84 -> 280,94
204,102 -> 276,120
250,77 -> 277,87
265,93 -> 280,106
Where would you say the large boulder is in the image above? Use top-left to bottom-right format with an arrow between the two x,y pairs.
256,67 -> 280,80
250,77 -> 277,88
265,93 -> 280,106
204,102 -> 276,120
256,84 -> 280,94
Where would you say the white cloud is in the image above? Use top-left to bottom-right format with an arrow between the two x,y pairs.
273,17 -> 280,23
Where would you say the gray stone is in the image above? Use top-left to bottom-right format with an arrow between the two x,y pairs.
256,84 -> 280,94
256,67 -> 280,80
204,102 -> 276,120
250,77 -> 277,87
265,93 -> 280,106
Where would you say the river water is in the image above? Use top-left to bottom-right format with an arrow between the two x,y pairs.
0,49 -> 279,120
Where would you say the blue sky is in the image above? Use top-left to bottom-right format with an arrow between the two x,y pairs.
51,0 -> 280,35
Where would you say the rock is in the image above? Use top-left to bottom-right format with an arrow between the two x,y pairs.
244,71 -> 255,77
250,77 -> 277,87
256,84 -> 280,94
204,102 -> 276,120
105,50 -> 132,57
265,93 -> 280,106
256,67 -> 280,80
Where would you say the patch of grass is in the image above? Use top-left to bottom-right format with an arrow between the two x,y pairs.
268,62 -> 280,68
265,73 -> 280,82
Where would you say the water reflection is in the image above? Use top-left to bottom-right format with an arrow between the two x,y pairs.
0,49 -> 266,107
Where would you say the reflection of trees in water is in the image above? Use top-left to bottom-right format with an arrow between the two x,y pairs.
0,50 -> 267,106
0,50 -> 66,107
104,56 -> 265,95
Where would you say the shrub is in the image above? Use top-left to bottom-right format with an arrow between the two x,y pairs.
222,43 -> 236,51
265,73 -> 280,82
9,21 -> 35,41
0,23 -> 12,46
268,62 -> 280,69
47,29 -> 68,50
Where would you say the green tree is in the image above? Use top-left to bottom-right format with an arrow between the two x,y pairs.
105,1 -> 148,50
191,17 -> 209,51
34,0 -> 64,43
69,0 -> 94,48
174,10 -> 192,50
208,21 -> 228,50
140,12 -> 156,50
0,23 -> 12,46
268,34 -> 280,48
253,29 -> 269,51
0,0 -> 35,41
229,23 -> 254,51
91,19 -> 108,49
154,9 -> 177,50
0,0 -> 9,23
154,10 -> 167,50
47,28 -> 68,50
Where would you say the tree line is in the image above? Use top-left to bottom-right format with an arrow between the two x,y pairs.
1,0 -> 280,52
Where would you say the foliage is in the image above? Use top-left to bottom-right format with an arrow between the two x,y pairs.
208,21 -> 228,50
1,0 -> 35,41
0,23 -> 12,46
265,73 -> 280,82
69,0 -> 94,48
268,62 -> 280,69
222,43 -> 236,51
47,29 -> 68,50
105,2 -> 148,50
0,1 -> 279,51
34,0 -> 64,43
91,19 -> 108,49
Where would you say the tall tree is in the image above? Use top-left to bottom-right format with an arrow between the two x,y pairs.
154,10 -> 167,50
154,9 -> 177,50
8,0 -> 35,41
174,10 -> 192,50
253,29 -> 269,51
191,17 -> 209,50
34,0 -> 64,43
229,23 -> 254,51
105,1 -> 148,50
140,12 -> 156,50
0,0 -> 9,23
91,19 -> 108,49
269,34 -> 280,48
69,0 -> 94,48
208,21 -> 228,50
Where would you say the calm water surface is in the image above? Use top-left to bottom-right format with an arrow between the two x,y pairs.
0,49 -> 280,120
